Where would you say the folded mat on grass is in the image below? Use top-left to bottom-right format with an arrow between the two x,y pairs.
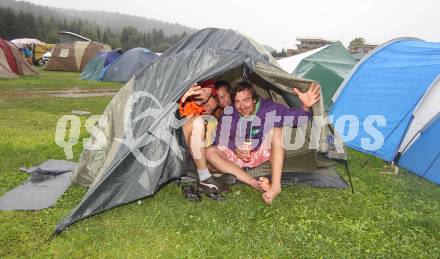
0,160 -> 77,211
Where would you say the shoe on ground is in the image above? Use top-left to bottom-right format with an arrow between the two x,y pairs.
213,173 -> 237,186
181,185 -> 201,202
205,192 -> 226,202
198,176 -> 231,194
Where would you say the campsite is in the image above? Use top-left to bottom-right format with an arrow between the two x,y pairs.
1,0 -> 440,258
0,69 -> 439,257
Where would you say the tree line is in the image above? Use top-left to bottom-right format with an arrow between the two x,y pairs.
0,7 -> 187,52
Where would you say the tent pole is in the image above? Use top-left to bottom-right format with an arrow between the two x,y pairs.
344,161 -> 354,194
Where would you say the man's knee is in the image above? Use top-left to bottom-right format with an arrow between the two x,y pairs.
206,145 -> 218,156
192,116 -> 205,130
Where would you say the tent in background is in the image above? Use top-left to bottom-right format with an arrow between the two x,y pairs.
33,43 -> 56,65
100,48 -> 158,82
331,38 -> 440,185
44,41 -> 111,72
10,38 -> 43,48
0,38 -> 39,79
10,38 -> 55,66
58,31 -> 91,43
278,42 -> 356,110
80,49 -> 123,81
53,28 -> 346,236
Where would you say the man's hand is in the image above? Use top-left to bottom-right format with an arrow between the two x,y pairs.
181,83 -> 202,103
235,147 -> 251,162
293,82 -> 321,112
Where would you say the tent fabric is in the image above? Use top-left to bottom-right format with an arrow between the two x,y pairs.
10,38 -> 43,48
278,45 -> 328,74
104,49 -> 122,67
330,38 -> 440,185
100,48 -> 158,82
0,38 -> 39,78
0,38 -> 19,74
34,43 -> 56,62
74,41 -> 89,71
182,166 -> 348,189
55,28 -> 344,235
6,41 -> 39,76
80,50 -> 123,81
270,168 -> 348,189
80,49 -> 121,80
80,54 -> 107,80
278,42 -> 356,110
398,116 -> 440,184
44,41 -> 111,72
0,50 -> 18,79
398,77 -> 440,153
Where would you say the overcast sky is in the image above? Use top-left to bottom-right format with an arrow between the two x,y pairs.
28,0 -> 440,50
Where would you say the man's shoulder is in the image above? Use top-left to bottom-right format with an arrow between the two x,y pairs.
259,97 -> 286,110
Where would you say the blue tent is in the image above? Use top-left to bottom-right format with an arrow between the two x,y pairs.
100,48 -> 158,82
80,49 -> 122,81
331,38 -> 440,185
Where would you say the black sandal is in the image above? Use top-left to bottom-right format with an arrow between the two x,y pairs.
181,185 -> 202,202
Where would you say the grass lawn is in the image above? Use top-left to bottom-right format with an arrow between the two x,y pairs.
1,72 -> 440,258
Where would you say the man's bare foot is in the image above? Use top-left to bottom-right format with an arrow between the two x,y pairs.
249,179 -> 263,191
262,187 -> 281,205
258,177 -> 271,192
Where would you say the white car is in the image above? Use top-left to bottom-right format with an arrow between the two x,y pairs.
39,51 -> 52,65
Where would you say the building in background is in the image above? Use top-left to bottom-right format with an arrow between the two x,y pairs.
296,37 -> 334,53
349,43 -> 378,61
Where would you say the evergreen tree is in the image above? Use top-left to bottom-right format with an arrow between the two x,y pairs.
0,8 -> 7,38
97,27 -> 101,41
0,6 -> 190,51
4,8 -> 18,39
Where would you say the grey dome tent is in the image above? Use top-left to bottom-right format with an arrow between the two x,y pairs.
52,28 -> 346,236
100,47 -> 159,82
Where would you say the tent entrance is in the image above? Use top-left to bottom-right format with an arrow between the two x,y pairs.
182,67 -> 348,189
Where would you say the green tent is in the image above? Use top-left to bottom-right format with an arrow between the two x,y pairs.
278,42 -> 356,110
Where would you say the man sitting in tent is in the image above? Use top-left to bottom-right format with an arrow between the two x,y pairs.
179,80 -> 229,195
206,81 -> 321,204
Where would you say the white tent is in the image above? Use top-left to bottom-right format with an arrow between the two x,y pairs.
277,45 -> 329,74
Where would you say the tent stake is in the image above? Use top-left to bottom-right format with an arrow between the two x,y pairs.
344,161 -> 354,194
391,162 -> 400,175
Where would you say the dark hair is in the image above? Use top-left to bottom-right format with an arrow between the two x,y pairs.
231,81 -> 259,101
214,80 -> 231,92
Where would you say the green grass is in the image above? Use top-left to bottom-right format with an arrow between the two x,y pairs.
1,72 -> 440,258
0,67 -> 122,91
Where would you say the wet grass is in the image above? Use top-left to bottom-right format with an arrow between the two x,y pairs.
0,68 -> 122,91
1,72 -> 439,258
